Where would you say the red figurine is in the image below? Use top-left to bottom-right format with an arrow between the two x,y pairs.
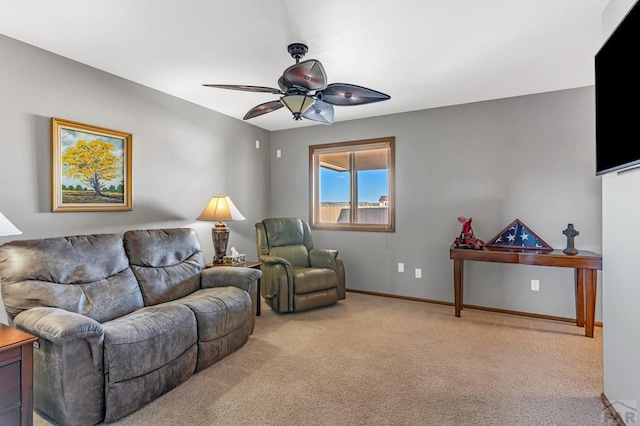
454,216 -> 485,249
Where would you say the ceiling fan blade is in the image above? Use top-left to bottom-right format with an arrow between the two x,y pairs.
302,100 -> 334,125
277,75 -> 293,92
243,100 -> 284,120
318,83 -> 390,106
202,84 -> 282,95
283,59 -> 327,91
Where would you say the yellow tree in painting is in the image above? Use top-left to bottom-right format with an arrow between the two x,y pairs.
62,140 -> 120,196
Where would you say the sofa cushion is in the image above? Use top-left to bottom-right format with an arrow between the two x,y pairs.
262,218 -> 312,267
0,234 -> 143,323
102,304 -> 196,382
293,267 -> 338,294
124,228 -> 205,306
177,287 -> 250,341
263,217 -> 307,247
102,303 -> 197,422
175,286 -> 251,371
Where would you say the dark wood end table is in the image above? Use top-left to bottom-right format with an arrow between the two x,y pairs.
0,324 -> 38,426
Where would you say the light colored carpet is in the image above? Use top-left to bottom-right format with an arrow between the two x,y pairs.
35,292 -> 615,425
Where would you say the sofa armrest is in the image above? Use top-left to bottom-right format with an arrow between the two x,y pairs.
309,249 -> 339,269
258,255 -> 293,285
258,255 -> 294,310
257,255 -> 293,286
259,255 -> 292,269
14,307 -> 104,370
201,267 -> 261,334
13,307 -> 104,345
201,266 -> 262,292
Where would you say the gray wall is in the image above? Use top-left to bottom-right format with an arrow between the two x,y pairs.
0,34 -> 271,324
271,87 -> 602,321
601,0 -> 640,417
0,30 -> 605,332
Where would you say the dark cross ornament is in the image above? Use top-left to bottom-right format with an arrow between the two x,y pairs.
562,223 -> 579,255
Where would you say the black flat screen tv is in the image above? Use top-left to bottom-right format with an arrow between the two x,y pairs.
595,0 -> 640,175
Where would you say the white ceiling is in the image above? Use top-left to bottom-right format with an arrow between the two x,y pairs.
0,0 -> 607,132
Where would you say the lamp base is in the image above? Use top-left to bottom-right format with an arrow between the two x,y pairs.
212,224 -> 230,264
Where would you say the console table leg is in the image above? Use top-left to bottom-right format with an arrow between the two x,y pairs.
585,269 -> 597,338
453,259 -> 463,317
575,268 -> 585,327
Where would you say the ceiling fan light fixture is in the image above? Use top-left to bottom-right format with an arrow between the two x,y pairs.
280,92 -> 315,120
203,43 -> 390,124
302,100 -> 334,125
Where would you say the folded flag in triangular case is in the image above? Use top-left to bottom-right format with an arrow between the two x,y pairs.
485,219 -> 553,251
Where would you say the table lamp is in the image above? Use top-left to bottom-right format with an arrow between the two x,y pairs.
196,195 -> 245,264
0,212 -> 22,236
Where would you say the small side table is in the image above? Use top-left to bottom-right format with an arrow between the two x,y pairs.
205,261 -> 263,316
0,324 -> 38,426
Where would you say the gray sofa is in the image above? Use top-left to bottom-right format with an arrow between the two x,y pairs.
0,228 -> 261,425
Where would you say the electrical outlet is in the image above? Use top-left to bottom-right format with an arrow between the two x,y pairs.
276,149 -> 281,158
415,268 -> 422,279
255,140 -> 260,149
398,263 -> 404,272
531,279 -> 540,291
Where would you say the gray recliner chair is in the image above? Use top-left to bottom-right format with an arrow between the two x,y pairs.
255,217 -> 346,313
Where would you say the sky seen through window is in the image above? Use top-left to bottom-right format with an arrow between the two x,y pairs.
320,168 -> 388,203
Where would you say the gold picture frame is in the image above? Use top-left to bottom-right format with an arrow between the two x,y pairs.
51,118 -> 132,212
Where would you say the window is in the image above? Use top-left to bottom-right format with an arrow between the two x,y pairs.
309,137 -> 395,232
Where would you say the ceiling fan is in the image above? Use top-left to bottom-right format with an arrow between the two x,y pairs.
203,43 -> 391,125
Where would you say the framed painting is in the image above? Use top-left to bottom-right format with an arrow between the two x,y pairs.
51,118 -> 132,212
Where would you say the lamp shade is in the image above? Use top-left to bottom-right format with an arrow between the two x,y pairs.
196,195 -> 245,223
0,212 -> 22,236
280,93 -> 315,120
302,100 -> 335,125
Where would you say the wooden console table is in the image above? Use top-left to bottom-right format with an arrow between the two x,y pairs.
449,246 -> 602,338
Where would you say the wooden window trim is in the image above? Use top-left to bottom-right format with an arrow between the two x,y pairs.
309,137 -> 395,232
